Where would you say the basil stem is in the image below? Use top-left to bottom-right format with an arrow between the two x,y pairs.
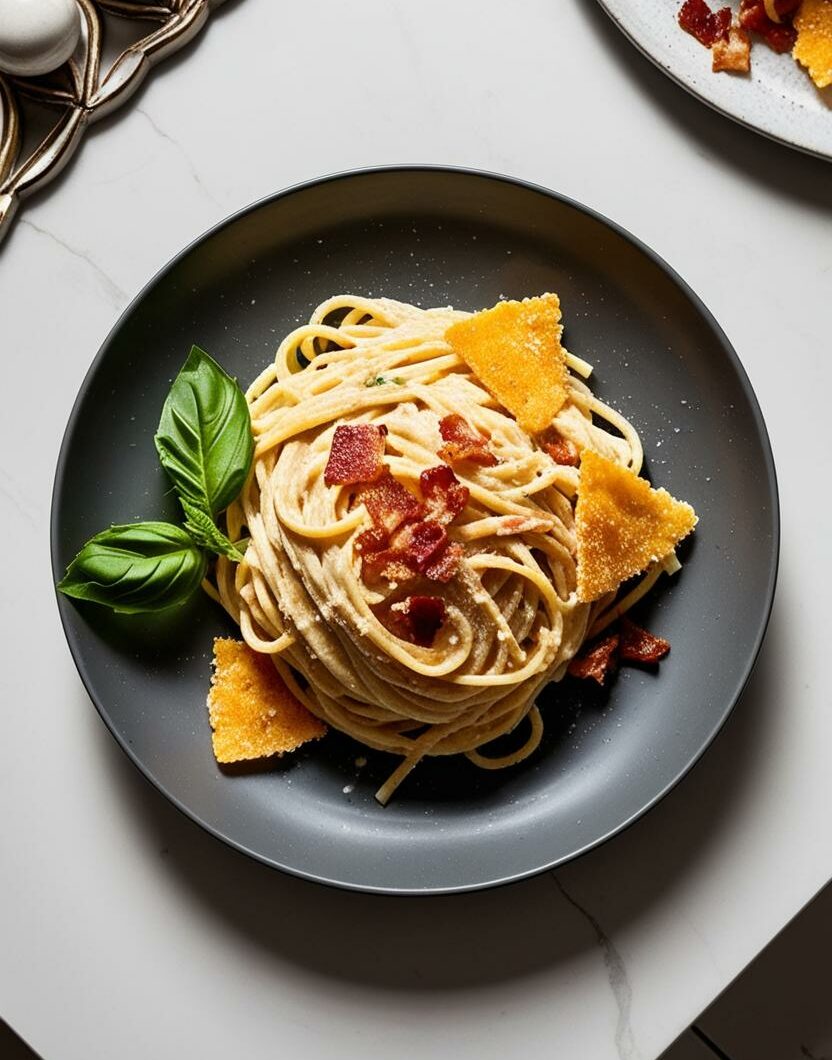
179,497 -> 245,562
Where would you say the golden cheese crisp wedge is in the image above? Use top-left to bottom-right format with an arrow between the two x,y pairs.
208,638 -> 326,763
445,294 -> 569,434
575,451 -> 697,602
794,0 -> 832,89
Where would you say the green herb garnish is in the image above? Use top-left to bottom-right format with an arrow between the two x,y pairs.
179,497 -> 244,562
57,523 -> 207,614
155,345 -> 253,518
364,375 -> 404,387
57,346 -> 253,614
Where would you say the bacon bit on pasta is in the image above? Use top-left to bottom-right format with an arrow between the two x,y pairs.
354,526 -> 389,555
619,618 -> 671,665
423,542 -> 464,583
739,0 -> 798,51
361,524 -> 461,585
389,596 -> 447,648
361,520 -> 455,584
437,414 -> 498,467
678,0 -> 732,46
358,466 -> 469,585
567,633 -> 620,685
712,24 -> 752,71
495,515 -> 555,536
324,424 -> 388,486
358,470 -> 424,534
362,548 -> 417,585
394,521 -> 448,574
539,428 -> 580,467
420,465 -> 470,525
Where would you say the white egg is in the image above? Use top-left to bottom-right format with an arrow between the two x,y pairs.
0,0 -> 81,78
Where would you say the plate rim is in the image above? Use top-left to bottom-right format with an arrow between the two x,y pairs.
50,164 -> 781,895
595,0 -> 832,163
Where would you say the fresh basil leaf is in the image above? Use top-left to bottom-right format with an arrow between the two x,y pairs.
57,522 -> 207,613
180,497 -> 244,562
155,346 -> 254,518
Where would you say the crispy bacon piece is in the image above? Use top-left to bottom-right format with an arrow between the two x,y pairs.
712,24 -> 752,71
739,0 -> 797,51
355,526 -> 414,585
394,521 -> 448,573
423,541 -> 464,583
389,596 -> 446,648
437,414 -> 498,467
567,633 -> 620,686
619,618 -> 670,665
324,424 -> 387,486
354,526 -> 389,555
567,619 -> 671,685
361,520 -> 450,584
362,548 -> 417,585
678,0 -> 732,46
356,466 -> 469,586
539,428 -> 580,467
420,465 -> 470,526
357,470 -> 424,534
359,522 -> 463,585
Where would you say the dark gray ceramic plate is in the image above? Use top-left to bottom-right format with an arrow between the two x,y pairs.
52,167 -> 778,894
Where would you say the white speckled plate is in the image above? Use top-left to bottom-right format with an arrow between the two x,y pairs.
597,0 -> 832,160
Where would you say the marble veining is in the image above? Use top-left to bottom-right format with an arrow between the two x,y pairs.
19,217 -> 128,307
553,873 -> 641,1060
135,108 -> 224,210
0,465 -> 41,529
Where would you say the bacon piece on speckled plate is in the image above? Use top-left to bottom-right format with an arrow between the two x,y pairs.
739,0 -> 799,52
678,0 -> 732,46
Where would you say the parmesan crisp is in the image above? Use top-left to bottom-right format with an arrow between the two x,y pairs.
575,451 -> 697,602
445,294 -> 569,434
793,0 -> 832,89
208,638 -> 325,763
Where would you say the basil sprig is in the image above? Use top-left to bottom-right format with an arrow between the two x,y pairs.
57,346 -> 253,614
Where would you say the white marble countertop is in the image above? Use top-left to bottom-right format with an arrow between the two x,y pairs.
1,2 -> 830,1058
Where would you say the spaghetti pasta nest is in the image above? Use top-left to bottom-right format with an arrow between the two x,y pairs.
213,295 -> 645,803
